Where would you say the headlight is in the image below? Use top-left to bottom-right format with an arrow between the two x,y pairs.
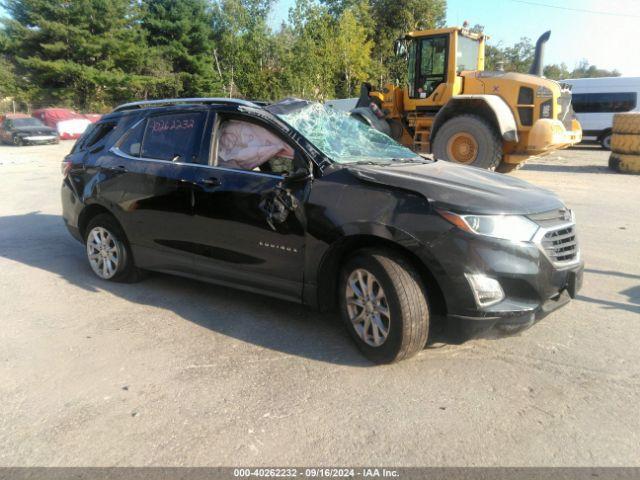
437,210 -> 540,242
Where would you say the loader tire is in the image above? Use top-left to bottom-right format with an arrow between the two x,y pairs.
609,153 -> 640,174
610,133 -> 640,155
432,115 -> 502,170
612,113 -> 640,135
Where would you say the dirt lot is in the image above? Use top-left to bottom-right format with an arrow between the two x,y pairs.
0,142 -> 639,467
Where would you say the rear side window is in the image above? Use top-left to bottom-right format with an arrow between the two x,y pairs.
83,122 -> 116,149
572,92 -> 637,113
141,112 -> 205,162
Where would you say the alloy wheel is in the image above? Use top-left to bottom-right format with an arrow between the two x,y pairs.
86,226 -> 121,280
345,268 -> 391,347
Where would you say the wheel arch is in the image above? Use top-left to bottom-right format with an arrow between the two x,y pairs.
598,128 -> 612,140
430,95 -> 518,145
315,234 -> 447,320
77,203 -> 119,240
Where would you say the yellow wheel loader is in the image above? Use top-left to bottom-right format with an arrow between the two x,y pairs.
351,27 -> 582,172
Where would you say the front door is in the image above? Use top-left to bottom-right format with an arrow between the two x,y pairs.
188,115 -> 309,301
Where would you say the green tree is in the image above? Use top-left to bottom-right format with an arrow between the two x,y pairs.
370,0 -> 447,85
212,0 -> 284,100
281,0 -> 339,100
543,63 -> 570,80
141,0 -> 223,97
570,59 -> 620,79
1,0 -> 160,110
334,6 -> 373,97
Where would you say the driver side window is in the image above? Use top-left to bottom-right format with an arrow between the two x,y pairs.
213,118 -> 297,176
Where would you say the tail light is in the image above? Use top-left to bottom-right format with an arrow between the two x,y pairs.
61,159 -> 72,177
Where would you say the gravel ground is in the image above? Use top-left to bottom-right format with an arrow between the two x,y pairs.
0,142 -> 639,467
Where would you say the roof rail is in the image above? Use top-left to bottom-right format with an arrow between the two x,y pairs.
112,97 -> 262,113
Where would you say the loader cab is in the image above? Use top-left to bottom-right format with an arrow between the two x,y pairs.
400,28 -> 486,109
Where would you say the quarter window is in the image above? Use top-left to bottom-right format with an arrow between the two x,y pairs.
572,92 -> 637,113
141,112 -> 205,162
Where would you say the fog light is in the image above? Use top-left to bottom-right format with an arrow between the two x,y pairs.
465,273 -> 505,308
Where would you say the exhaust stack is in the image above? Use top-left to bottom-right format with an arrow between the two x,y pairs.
529,30 -> 551,77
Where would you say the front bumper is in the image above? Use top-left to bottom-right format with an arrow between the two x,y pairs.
21,135 -> 59,144
419,228 -> 584,342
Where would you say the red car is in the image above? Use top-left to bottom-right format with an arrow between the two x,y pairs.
32,108 -> 93,140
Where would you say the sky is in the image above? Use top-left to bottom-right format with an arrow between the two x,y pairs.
269,0 -> 640,76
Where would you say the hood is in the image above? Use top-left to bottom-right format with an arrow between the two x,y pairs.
13,126 -> 57,135
472,71 -> 559,88
347,160 -> 564,215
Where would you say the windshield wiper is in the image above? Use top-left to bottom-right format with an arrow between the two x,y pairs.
390,157 -> 431,164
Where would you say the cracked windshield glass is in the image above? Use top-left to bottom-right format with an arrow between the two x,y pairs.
277,103 -> 423,164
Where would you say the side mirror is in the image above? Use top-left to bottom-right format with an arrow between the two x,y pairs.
282,167 -> 312,185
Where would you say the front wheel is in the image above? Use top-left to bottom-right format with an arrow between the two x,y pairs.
339,250 -> 430,364
432,114 -> 502,170
13,136 -> 24,147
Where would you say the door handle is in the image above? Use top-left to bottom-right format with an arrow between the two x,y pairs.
197,177 -> 221,187
107,165 -> 127,173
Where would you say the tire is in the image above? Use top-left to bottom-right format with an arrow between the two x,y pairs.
612,113 -> 640,135
84,213 -> 143,282
495,161 -> 524,174
600,131 -> 612,151
13,136 -> 23,147
610,133 -> 640,155
609,153 -> 640,174
338,250 -> 429,364
432,114 -> 502,170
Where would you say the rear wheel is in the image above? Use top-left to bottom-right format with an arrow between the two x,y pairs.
432,115 -> 502,170
339,250 -> 429,364
84,214 -> 142,282
600,130 -> 612,150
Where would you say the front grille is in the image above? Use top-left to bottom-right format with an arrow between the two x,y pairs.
541,226 -> 578,264
529,209 -> 579,266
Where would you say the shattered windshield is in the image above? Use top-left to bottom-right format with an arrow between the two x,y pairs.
274,102 -> 423,164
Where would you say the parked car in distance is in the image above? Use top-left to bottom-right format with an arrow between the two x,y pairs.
563,76 -> 640,149
61,98 -> 584,363
32,108 -> 92,140
0,113 -> 59,146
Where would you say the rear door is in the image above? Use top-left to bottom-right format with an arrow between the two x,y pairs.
105,107 -> 210,273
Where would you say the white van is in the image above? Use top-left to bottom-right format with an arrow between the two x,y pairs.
562,76 -> 640,149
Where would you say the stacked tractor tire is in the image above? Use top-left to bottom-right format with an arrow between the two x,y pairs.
609,113 -> 640,174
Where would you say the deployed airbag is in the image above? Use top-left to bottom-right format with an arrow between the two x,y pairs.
218,120 -> 294,170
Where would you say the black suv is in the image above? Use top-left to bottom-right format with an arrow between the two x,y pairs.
61,98 -> 583,363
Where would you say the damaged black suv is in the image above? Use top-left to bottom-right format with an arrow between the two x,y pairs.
61,98 -> 583,363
